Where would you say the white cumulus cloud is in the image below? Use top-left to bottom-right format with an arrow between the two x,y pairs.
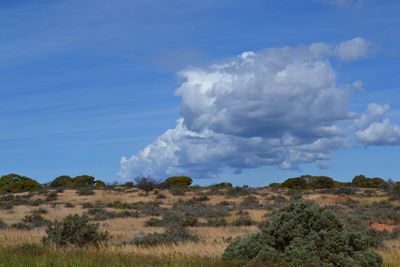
336,37 -> 373,62
120,41 -> 366,180
354,104 -> 400,145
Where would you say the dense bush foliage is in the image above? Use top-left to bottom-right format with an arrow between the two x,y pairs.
43,214 -> 109,247
352,175 -> 385,188
212,182 -> 233,189
0,174 -> 42,193
163,176 -> 193,187
223,200 -> 382,266
280,175 -> 339,190
49,176 -> 72,188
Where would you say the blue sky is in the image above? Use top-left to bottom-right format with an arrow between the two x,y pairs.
0,0 -> 399,185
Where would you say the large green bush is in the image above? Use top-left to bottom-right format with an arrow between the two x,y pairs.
163,176 -> 193,187
352,175 -> 385,188
223,200 -> 382,267
49,175 -> 72,188
280,175 -> 337,190
0,174 -> 42,193
43,214 -> 109,247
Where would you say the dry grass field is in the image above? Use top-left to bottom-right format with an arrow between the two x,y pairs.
0,186 -> 399,266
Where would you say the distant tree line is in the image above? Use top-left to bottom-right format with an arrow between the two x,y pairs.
269,174 -> 398,190
0,172 -> 398,194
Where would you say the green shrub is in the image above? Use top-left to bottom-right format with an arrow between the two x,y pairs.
163,176 -> 193,187
281,175 -> 336,190
132,225 -> 198,246
49,176 -> 72,188
223,200 -> 382,266
0,174 -> 42,193
43,214 -> 109,247
352,175 -> 385,188
212,182 -> 233,189
64,202 -> 75,208
11,222 -> 32,230
66,175 -> 96,188
22,213 -> 50,228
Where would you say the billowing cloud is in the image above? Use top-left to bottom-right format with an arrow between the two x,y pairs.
354,104 -> 400,145
119,38 -> 396,180
335,37 -> 373,62
120,41 -> 366,180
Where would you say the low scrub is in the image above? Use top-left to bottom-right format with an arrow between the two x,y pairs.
132,225 -> 198,246
43,214 -> 110,247
223,200 -> 382,266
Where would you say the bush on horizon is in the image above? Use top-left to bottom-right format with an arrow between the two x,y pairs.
163,176 -> 193,188
0,174 -> 42,193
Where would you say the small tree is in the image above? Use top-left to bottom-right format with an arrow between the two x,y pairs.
135,176 -> 158,195
43,214 -> 109,247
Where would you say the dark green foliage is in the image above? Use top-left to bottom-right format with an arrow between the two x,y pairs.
163,176 -> 193,187
49,176 -> 72,188
0,174 -> 42,193
64,202 -> 74,208
77,188 -> 95,196
132,225 -> 198,246
43,214 -> 109,247
135,176 -> 158,195
67,175 -> 96,188
281,175 -> 336,190
11,222 -> 32,230
352,175 -> 385,188
22,213 -> 50,228
223,200 -> 382,267
86,208 -> 139,221
212,182 -> 233,189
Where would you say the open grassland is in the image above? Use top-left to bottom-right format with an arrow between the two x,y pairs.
0,187 -> 399,266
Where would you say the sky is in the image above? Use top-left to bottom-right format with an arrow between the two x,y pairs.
0,0 -> 399,186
